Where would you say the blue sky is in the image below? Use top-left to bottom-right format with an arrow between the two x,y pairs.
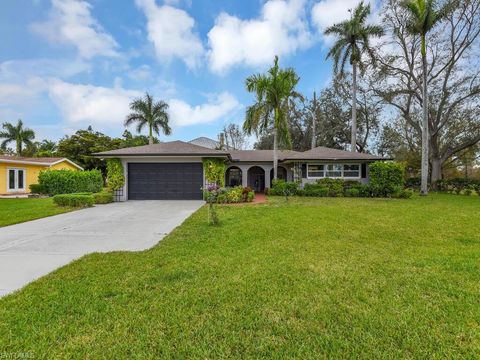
0,0 -> 374,146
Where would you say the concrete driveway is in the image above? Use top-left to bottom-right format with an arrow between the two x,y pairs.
0,200 -> 203,297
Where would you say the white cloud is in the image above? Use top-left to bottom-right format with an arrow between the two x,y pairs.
30,0 -> 118,58
169,92 -> 241,126
47,79 -> 142,124
46,79 -> 239,129
207,0 -> 312,73
135,0 -> 204,69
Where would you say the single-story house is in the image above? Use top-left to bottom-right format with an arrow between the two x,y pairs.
95,140 -> 388,201
0,156 -> 82,195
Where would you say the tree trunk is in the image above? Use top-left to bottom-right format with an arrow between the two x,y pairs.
17,141 -> 22,156
311,91 -> 317,150
420,41 -> 429,196
148,125 -> 153,145
273,125 -> 278,181
351,62 -> 357,152
431,156 -> 442,188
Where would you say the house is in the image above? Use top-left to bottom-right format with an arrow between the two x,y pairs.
188,136 -> 221,150
95,140 -> 388,201
0,156 -> 82,195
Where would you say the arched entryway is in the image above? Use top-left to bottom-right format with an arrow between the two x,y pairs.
270,166 -> 288,183
225,166 -> 242,187
247,166 -> 265,192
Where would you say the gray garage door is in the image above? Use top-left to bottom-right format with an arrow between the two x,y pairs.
128,163 -> 203,200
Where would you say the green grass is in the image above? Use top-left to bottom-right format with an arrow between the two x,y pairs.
1,194 -> 479,358
0,198 -> 74,227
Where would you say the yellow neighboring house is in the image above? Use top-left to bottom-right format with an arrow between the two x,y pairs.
0,156 -> 83,195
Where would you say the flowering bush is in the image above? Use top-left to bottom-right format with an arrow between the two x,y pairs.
203,185 -> 254,203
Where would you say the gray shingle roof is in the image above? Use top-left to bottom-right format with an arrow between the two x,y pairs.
229,150 -> 300,162
283,146 -> 389,161
94,140 -> 230,157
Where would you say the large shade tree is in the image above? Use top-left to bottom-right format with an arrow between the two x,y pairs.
376,0 -> 478,188
125,92 -> 172,145
243,56 -> 299,180
324,1 -> 384,152
0,119 -> 35,155
401,0 -> 456,194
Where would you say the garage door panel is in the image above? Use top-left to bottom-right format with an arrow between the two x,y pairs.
128,163 -> 203,200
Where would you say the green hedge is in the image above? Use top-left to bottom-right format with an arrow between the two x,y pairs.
53,193 -> 94,207
29,183 -> 48,194
38,169 -> 103,195
93,191 -> 114,204
436,178 -> 480,195
368,162 -> 405,197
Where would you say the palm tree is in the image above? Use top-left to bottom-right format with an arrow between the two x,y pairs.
324,1 -> 384,152
243,56 -> 299,180
125,92 -> 172,145
401,0 -> 455,195
0,119 -> 35,155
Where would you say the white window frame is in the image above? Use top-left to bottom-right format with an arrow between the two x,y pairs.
306,164 -> 325,179
342,163 -> 361,179
7,168 -> 26,192
306,163 -> 361,180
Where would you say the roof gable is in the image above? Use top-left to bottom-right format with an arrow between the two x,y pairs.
0,156 -> 83,169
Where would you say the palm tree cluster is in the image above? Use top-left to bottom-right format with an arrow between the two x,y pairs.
243,0 -> 455,194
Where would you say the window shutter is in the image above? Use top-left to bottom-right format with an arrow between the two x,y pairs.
361,163 -> 367,178
301,164 -> 307,178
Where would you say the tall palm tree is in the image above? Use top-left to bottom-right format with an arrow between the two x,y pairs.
324,1 -> 384,152
0,119 -> 35,155
125,92 -> 172,145
243,56 -> 299,180
402,0 -> 455,195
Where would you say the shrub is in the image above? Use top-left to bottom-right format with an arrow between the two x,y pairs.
464,188 -> 473,196
368,162 -> 405,197
242,186 -> 253,202
29,183 -> 48,194
405,177 -> 421,189
53,193 -> 94,207
393,189 -> 414,199
271,179 -> 299,199
93,191 -> 114,204
247,191 -> 255,202
39,169 -> 103,195
106,158 -> 125,191
345,188 -> 360,197
316,178 -> 344,197
226,186 -> 243,203
304,184 -> 329,197
435,178 -> 479,194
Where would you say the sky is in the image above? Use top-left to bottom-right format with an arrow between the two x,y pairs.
0,0 -> 379,146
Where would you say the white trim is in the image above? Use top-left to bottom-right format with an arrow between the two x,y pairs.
49,158 -> 83,170
0,157 -> 83,170
306,163 -> 361,180
6,167 -> 26,192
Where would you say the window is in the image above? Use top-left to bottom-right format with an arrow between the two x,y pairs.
226,167 -> 242,187
326,164 -> 342,177
7,168 -> 25,191
307,164 -> 324,178
343,164 -> 360,178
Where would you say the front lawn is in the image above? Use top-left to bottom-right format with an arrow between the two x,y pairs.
0,194 -> 479,358
0,198 -> 74,227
